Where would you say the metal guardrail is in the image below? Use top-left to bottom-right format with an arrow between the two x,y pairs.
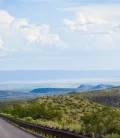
0,114 -> 90,138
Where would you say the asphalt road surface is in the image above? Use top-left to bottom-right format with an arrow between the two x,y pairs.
0,118 -> 40,138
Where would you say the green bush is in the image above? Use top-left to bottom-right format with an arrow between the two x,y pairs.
23,116 -> 33,122
81,106 -> 120,135
105,133 -> 120,138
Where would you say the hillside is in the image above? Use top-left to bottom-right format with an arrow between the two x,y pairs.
79,86 -> 120,107
0,92 -> 120,137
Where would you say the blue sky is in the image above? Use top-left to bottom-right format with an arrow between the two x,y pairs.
0,0 -> 120,70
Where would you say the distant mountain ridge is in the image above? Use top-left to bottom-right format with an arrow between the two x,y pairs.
31,88 -> 75,93
78,85 -> 94,92
77,84 -> 114,92
92,84 -> 114,90
0,84 -> 115,100
31,84 -> 114,94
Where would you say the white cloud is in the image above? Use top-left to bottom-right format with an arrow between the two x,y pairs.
0,10 -> 68,52
64,11 -> 110,33
11,18 -> 28,30
0,10 -> 14,24
62,4 -> 120,49
0,38 -> 7,57
75,12 -> 86,24
10,16 -> 67,47
19,24 -> 60,45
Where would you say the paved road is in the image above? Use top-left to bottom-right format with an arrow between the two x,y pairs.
0,118 -> 40,138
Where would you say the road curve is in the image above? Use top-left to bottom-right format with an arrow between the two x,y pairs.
0,118 -> 41,138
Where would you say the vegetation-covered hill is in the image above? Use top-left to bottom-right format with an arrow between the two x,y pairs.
79,86 -> 120,107
0,92 -> 120,137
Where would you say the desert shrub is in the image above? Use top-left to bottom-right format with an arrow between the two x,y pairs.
105,133 -> 120,138
81,106 -> 120,135
23,116 -> 33,122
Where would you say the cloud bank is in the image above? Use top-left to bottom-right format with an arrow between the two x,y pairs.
63,4 -> 120,49
0,10 -> 68,57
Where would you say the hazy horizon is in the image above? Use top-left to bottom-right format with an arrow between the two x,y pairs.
1,70 -> 120,91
